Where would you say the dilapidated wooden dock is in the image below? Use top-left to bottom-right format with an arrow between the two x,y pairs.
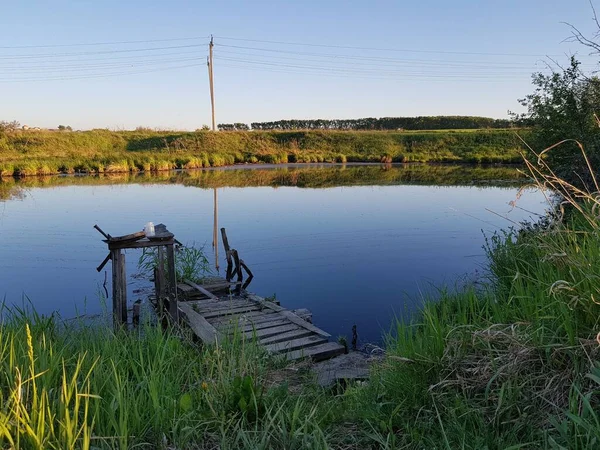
96,223 -> 346,362
177,279 -> 346,361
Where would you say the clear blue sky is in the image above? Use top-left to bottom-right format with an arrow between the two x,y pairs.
0,0 -> 597,130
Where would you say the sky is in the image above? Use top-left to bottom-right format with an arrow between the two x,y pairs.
0,0 -> 599,130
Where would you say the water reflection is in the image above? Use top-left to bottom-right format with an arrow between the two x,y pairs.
0,164 -> 543,343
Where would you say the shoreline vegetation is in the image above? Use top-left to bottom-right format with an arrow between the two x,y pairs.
0,128 -> 529,177
3,158 -> 600,448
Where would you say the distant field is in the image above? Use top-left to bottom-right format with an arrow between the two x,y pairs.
0,128 -> 530,177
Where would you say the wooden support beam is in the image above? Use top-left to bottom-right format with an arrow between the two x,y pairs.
166,244 -> 179,322
179,302 -> 220,344
220,228 -> 233,281
156,246 -> 166,314
183,279 -> 219,300
111,249 -> 127,328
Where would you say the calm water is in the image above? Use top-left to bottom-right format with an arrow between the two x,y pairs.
0,164 -> 546,343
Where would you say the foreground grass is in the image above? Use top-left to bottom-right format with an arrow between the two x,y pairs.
0,129 -> 527,177
3,204 -> 600,448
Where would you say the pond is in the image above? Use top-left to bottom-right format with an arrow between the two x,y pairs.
0,164 -> 546,344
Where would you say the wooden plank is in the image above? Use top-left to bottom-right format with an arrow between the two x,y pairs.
259,329 -> 313,345
107,238 -> 175,250
177,283 -> 195,293
246,294 -> 284,311
280,311 -> 331,338
243,323 -> 299,339
192,299 -> 254,312
263,335 -> 327,354
178,303 -> 220,344
218,318 -> 289,334
285,342 -> 346,362
209,309 -> 277,325
246,296 -> 329,337
203,305 -> 261,319
183,279 -> 219,300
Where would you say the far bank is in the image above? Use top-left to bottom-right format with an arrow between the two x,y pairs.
0,128 -> 529,177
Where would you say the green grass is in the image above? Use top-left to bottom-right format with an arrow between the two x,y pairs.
4,140 -> 600,448
0,128 -> 528,177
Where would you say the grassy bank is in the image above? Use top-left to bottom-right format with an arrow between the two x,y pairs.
5,156 -> 600,448
0,128 -> 528,177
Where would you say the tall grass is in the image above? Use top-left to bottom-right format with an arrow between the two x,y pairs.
0,129 -> 526,177
5,135 -> 600,448
342,138 -> 600,448
0,306 -> 339,449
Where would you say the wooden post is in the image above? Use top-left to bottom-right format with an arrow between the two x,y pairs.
232,249 -> 243,295
119,252 -> 127,324
166,244 -> 179,322
111,249 -> 127,328
221,228 -> 233,281
156,246 -> 166,314
133,300 -> 141,327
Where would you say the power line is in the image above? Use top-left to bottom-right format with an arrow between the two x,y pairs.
215,63 -> 519,83
214,57 -> 532,78
0,62 -> 205,82
215,35 -> 562,58
0,36 -> 206,49
0,44 -> 204,60
0,57 -> 204,73
214,50 -> 541,74
214,49 -> 546,70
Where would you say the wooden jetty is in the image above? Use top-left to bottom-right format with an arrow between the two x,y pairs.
177,281 -> 345,361
96,223 -> 345,362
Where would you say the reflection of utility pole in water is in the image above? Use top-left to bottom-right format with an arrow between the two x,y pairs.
212,188 -> 219,272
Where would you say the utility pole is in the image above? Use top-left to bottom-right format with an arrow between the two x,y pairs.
208,36 -> 219,265
207,35 -> 216,131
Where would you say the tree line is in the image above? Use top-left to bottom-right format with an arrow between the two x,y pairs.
218,116 -> 513,131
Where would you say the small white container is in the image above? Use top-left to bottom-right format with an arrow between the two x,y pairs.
144,222 -> 155,237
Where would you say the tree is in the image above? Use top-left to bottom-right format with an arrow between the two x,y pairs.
514,7 -> 600,187
0,120 -> 20,133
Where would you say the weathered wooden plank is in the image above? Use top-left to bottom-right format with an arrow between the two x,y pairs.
209,309 -> 277,325
178,303 -> 220,344
264,335 -> 328,354
243,323 -> 299,339
191,299 -> 255,312
107,238 -> 175,250
202,305 -> 261,319
285,342 -> 347,362
177,283 -> 195,293
279,311 -> 331,338
183,279 -> 219,300
259,329 -> 314,345
246,294 -> 283,311
218,318 -> 289,334
245,296 -> 327,337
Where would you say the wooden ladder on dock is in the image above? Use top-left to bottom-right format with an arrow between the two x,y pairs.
177,279 -> 346,362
